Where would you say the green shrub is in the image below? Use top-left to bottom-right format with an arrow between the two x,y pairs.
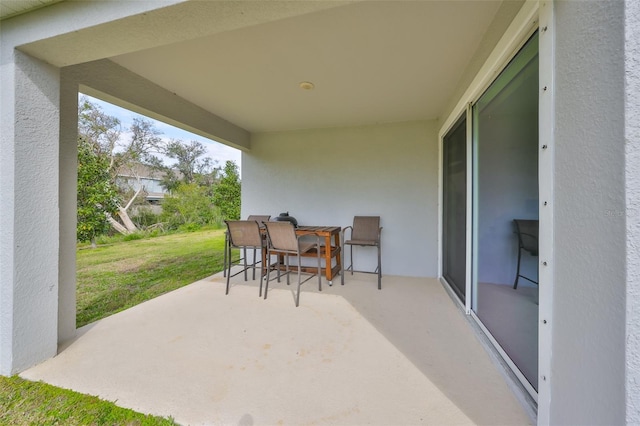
212,160 -> 241,220
147,228 -> 162,238
123,232 -> 145,241
178,223 -> 202,233
95,233 -> 125,245
161,183 -> 222,230
76,137 -> 119,243
132,207 -> 162,229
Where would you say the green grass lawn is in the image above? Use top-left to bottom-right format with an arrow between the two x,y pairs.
77,228 -> 227,328
0,375 -> 179,425
1,228 -> 229,425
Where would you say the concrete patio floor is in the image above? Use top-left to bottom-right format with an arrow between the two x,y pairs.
22,272 -> 534,425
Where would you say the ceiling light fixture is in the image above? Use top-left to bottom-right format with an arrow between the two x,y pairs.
299,81 -> 315,90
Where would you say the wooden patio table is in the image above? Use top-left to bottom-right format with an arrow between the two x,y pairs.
263,225 -> 342,283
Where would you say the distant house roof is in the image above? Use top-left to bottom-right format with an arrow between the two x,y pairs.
116,163 -> 176,202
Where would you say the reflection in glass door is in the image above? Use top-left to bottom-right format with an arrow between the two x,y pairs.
442,115 -> 467,302
472,32 -> 539,392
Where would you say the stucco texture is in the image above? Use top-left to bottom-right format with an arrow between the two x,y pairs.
243,120 -> 439,278
626,0 -> 640,424
551,1 -> 626,424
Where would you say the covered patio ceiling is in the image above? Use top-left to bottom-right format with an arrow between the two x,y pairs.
15,0 -> 512,134
108,1 -> 503,132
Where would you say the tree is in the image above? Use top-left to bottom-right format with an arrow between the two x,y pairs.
126,117 -> 163,165
77,136 -> 119,246
78,97 -> 164,235
152,140 -> 219,191
78,97 -> 121,160
111,118 -> 164,233
77,96 -> 224,236
77,98 -> 123,241
212,160 -> 241,220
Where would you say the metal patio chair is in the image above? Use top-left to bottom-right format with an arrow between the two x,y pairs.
224,215 -> 270,278
263,221 -> 322,307
513,219 -> 539,289
224,220 -> 267,296
341,216 -> 382,289
246,215 -> 271,227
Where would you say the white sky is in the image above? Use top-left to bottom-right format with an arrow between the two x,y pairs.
81,94 -> 242,175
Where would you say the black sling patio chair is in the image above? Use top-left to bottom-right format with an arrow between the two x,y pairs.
513,219 -> 539,289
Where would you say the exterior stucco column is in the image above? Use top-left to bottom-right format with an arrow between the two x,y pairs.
626,0 -> 640,423
58,69 -> 78,344
550,1 -> 626,424
0,50 -> 61,374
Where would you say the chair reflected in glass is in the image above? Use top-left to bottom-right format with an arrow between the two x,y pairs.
263,221 -> 322,307
341,216 -> 382,289
513,219 -> 539,289
224,220 -> 267,296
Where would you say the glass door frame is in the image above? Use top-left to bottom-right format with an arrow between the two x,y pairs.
440,110 -> 471,304
471,30 -> 540,400
438,10 -> 542,403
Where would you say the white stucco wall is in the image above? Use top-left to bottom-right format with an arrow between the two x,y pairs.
0,51 -> 61,374
626,1 -> 640,424
243,121 -> 439,278
550,1 -> 626,424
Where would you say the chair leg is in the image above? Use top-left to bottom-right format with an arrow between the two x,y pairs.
513,247 -> 522,289
340,233 -> 345,286
276,254 -> 282,283
350,244 -> 354,275
243,247 -> 248,281
286,255 -> 291,286
317,243 -> 322,291
259,250 -> 265,298
295,256 -> 302,307
223,232 -> 228,278
225,243 -> 232,295
264,250 -> 271,300
252,248 -> 257,280
377,243 -> 382,290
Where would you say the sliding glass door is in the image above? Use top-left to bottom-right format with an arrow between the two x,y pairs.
441,32 -> 539,396
442,115 -> 467,302
472,32 -> 539,392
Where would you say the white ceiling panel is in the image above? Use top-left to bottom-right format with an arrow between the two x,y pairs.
111,1 -> 503,133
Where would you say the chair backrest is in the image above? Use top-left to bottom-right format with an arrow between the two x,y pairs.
352,216 -> 381,242
246,215 -> 271,227
264,221 -> 298,251
514,219 -> 538,253
225,220 -> 263,247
